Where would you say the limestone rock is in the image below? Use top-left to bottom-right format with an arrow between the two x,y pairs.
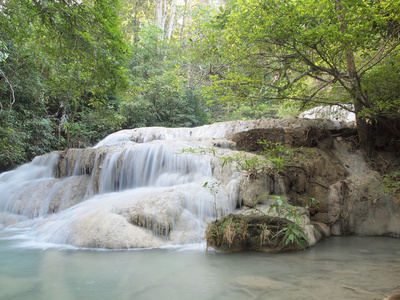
312,221 -> 330,240
385,292 -> 400,300
206,204 -> 316,253
239,175 -> 271,208
2,117 -> 399,250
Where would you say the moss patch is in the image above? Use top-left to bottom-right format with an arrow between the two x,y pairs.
206,213 -> 306,253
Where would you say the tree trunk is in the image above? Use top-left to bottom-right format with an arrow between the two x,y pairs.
156,0 -> 163,30
66,98 -> 81,149
162,0 -> 167,31
346,51 -> 373,156
180,0 -> 187,45
166,0 -> 177,42
335,0 -> 373,156
186,0 -> 193,86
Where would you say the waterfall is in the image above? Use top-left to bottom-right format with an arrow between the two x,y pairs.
0,123 -> 251,248
0,119 -> 349,249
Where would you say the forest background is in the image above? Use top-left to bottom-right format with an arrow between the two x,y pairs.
0,0 -> 399,171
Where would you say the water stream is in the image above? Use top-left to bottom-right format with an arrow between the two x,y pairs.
0,231 -> 399,300
2,119 -> 334,248
0,119 -> 399,299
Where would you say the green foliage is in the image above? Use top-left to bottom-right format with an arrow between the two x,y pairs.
21,112 -> 59,158
267,196 -> 309,250
203,181 -> 222,220
221,152 -> 269,174
382,171 -> 400,197
221,140 -> 316,175
275,223 -> 308,250
229,103 -> 277,121
120,22 -> 207,129
189,0 -> 400,142
298,196 -> 322,210
177,147 -> 216,156
0,0 -> 131,168
259,141 -> 295,173
67,104 -> 125,148
360,59 -> 400,120
0,108 -> 59,169
119,0 -> 155,44
0,123 -> 26,170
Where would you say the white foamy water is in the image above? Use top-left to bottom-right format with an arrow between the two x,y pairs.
2,120 -> 278,249
0,119 -> 399,299
0,119 -> 355,249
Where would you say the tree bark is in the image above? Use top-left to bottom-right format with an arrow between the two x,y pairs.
166,0 -> 177,42
345,51 -> 373,155
156,0 -> 163,30
335,0 -> 373,155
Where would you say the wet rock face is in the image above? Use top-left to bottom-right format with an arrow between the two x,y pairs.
222,126 -> 400,243
56,148 -> 101,178
1,118 -> 398,250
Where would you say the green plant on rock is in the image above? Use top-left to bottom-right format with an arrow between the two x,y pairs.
205,212 -> 307,252
203,181 -> 223,221
205,215 -> 249,251
221,152 -> 269,175
206,195 -> 309,249
220,140 -> 317,176
382,171 -> 400,198
259,141 -> 317,174
273,222 -> 308,250
267,195 -> 309,250
298,196 -> 322,210
176,147 -> 217,156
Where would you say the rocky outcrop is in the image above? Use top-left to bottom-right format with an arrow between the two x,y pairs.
206,203 -> 316,253
210,125 -> 400,253
206,213 -> 303,253
332,140 -> 400,236
1,118 -> 398,250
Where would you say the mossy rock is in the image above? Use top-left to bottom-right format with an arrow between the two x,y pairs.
206,213 -> 306,253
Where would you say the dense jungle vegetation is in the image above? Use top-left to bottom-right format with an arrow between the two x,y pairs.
0,0 -> 399,170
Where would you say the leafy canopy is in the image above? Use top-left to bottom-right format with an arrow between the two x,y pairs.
189,0 -> 400,131
0,0 -> 129,167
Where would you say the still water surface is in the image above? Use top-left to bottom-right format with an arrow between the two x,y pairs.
1,230 -> 399,300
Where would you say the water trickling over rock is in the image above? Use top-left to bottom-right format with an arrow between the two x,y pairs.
5,119 -> 308,248
1,118 -> 397,250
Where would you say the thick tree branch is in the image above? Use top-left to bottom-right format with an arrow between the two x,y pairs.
0,69 -> 15,112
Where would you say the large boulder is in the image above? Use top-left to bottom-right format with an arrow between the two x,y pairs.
206,203 -> 317,253
216,125 -> 400,250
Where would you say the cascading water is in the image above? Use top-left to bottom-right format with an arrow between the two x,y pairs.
0,120 -> 266,248
2,119 -> 400,300
0,119 -> 349,249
